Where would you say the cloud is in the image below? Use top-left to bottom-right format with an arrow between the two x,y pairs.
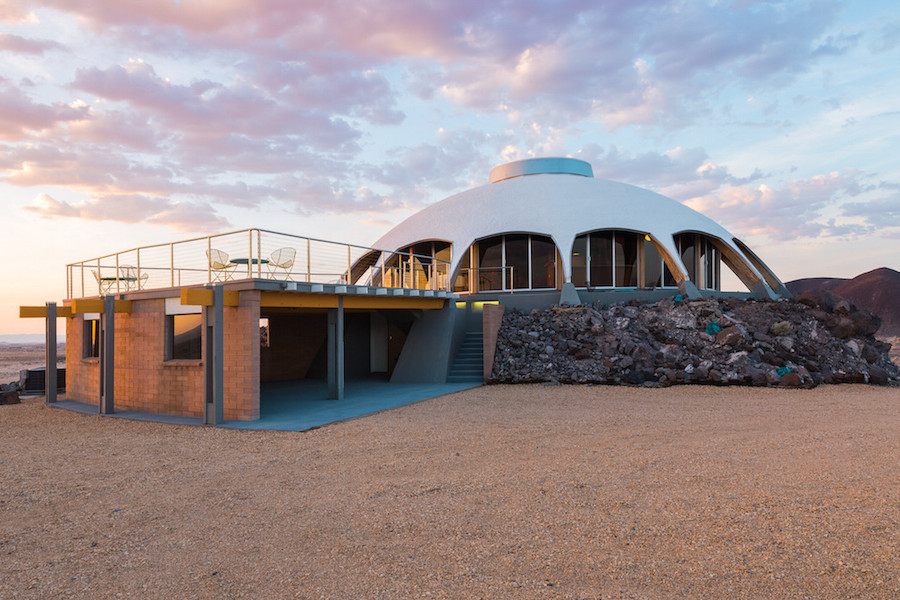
0,1 -> 38,23
576,143 -> 763,199
363,127 -> 491,200
25,192 -> 229,232
841,192 -> 900,227
72,60 -> 362,152
0,79 -> 89,138
1,0 -> 888,248
684,170 -> 866,241
0,33 -> 65,54
27,0 -> 848,133
411,1 -> 846,129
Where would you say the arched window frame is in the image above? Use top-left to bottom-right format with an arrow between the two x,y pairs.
572,229 -> 677,290
453,233 -> 561,293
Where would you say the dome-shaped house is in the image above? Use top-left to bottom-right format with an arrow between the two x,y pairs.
28,157 -> 793,423
368,157 -> 789,306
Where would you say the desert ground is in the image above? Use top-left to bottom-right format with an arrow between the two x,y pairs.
0,343 -> 65,386
2,382 -> 898,599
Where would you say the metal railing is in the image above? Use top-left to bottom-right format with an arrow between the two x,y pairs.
66,228 -> 451,299
454,266 -> 516,293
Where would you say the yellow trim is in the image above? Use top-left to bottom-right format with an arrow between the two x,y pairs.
260,292 -> 446,310
71,299 -> 133,314
180,288 -> 240,307
19,306 -> 74,318
261,293 -> 338,308
344,296 -> 445,310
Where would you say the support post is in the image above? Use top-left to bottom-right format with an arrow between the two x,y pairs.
204,285 -> 225,425
327,296 -> 344,400
99,295 -> 115,414
45,302 -> 57,404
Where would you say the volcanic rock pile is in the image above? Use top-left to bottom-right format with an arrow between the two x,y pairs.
490,290 -> 899,388
0,382 -> 21,405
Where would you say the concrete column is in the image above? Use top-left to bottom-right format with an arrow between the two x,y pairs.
204,285 -> 225,425
558,282 -> 582,305
99,295 -> 115,414
327,296 -> 344,400
45,302 -> 57,404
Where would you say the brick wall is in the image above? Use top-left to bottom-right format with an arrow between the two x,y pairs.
65,312 -> 100,406
222,291 -> 260,420
63,291 -> 262,421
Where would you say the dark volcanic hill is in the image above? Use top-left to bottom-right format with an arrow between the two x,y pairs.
785,277 -> 847,295
786,268 -> 900,337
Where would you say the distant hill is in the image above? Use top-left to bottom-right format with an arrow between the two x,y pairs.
786,267 -> 900,337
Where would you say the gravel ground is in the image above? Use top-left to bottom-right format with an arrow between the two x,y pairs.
1,384 -> 899,599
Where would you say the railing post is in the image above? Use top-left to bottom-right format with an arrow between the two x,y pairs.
306,239 -> 311,282
347,246 -> 351,285
256,229 -> 262,278
170,243 -> 175,288
247,230 -> 252,279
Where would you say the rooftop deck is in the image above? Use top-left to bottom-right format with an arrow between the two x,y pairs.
66,228 -> 452,299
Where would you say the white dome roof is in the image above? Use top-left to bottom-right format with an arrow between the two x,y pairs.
373,158 -> 758,285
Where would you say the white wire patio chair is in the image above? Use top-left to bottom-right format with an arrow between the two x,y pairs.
267,247 -> 296,280
207,249 -> 237,282
91,269 -> 115,294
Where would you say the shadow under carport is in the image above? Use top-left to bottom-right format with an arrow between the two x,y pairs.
223,378 -> 481,431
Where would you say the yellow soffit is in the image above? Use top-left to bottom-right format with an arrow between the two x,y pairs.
260,292 -> 446,310
19,306 -> 74,318
70,299 -> 133,314
180,288 -> 241,307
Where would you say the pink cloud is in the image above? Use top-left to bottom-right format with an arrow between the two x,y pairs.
684,170 -> 866,241
72,60 -> 362,151
21,1 -> 847,133
25,192 -> 229,232
0,33 -> 65,54
0,79 -> 88,138
0,1 -> 37,23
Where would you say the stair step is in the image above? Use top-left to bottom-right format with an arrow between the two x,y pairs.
448,331 -> 484,384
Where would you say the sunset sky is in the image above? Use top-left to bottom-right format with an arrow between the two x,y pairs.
2,0 -> 899,335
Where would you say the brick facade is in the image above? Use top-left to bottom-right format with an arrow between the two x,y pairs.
222,291 -> 260,420
64,291 -> 261,421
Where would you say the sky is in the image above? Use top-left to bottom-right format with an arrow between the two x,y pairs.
2,0 -> 899,335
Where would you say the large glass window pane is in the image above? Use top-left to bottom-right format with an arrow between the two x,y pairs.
83,319 -> 99,358
589,232 -> 613,286
531,235 -> 556,289
643,237 -> 662,288
664,256 -> 678,287
168,314 -> 202,360
453,248 -> 471,292
505,234 -> 529,289
433,242 -> 452,290
478,237 -> 503,291
615,232 -> 638,287
704,241 -> 719,290
571,235 -> 587,287
698,238 -> 708,288
678,233 -> 696,284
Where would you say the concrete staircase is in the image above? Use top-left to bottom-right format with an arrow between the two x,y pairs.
447,331 -> 484,383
